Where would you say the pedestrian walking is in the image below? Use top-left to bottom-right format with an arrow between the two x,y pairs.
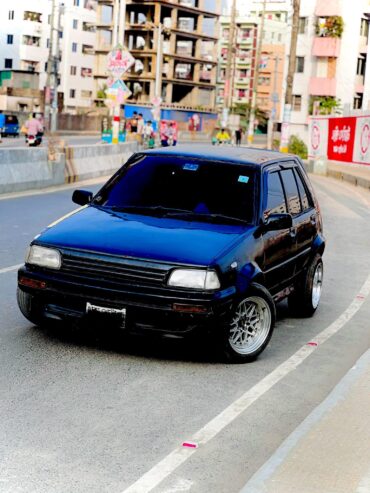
143,120 -> 154,148
235,127 -> 242,146
0,111 -> 5,143
130,111 -> 138,133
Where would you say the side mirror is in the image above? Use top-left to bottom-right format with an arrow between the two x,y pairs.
264,213 -> 293,232
72,189 -> 93,206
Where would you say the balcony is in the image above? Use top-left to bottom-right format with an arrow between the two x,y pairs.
312,37 -> 341,57
309,77 -> 336,96
315,0 -> 341,16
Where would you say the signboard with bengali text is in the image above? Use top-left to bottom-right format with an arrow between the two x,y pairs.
327,117 -> 356,163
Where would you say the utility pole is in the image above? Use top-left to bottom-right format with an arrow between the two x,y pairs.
45,0 -> 56,132
247,0 -> 267,145
223,0 -> 237,126
111,0 -> 121,144
280,0 -> 300,152
267,54 -> 279,149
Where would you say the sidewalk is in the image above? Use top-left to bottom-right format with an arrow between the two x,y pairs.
241,349 -> 370,493
326,161 -> 370,191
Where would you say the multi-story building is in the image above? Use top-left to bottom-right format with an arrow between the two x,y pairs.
94,0 -> 220,111
217,14 -> 287,122
291,0 -> 370,139
0,0 -> 97,114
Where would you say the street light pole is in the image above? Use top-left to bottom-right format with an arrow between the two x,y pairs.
267,54 -> 279,149
247,0 -> 267,145
111,0 -> 121,144
280,0 -> 300,152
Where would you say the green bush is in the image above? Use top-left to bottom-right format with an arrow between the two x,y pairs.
288,135 -> 308,159
315,16 -> 344,38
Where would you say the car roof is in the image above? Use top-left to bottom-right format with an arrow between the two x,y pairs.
140,145 -> 296,166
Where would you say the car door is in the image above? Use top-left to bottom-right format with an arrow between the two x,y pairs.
279,164 -> 316,275
261,167 -> 296,292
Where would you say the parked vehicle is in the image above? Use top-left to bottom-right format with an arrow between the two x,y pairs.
17,146 -> 325,362
3,115 -> 19,137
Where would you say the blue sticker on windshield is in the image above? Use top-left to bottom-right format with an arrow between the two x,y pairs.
183,163 -> 199,171
238,175 -> 249,183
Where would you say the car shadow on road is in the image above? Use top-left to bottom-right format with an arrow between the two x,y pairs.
29,301 -> 292,365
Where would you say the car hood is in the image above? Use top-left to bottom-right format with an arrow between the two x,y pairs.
36,205 -> 252,266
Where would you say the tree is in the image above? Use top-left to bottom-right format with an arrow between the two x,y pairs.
232,102 -> 268,129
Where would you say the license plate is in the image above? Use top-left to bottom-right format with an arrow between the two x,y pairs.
86,302 -> 126,325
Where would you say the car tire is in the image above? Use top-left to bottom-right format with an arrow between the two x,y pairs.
17,288 -> 42,326
288,254 -> 323,317
221,283 -> 276,363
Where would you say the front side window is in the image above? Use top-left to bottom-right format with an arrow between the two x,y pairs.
280,169 -> 302,216
265,171 -> 287,218
294,168 -> 313,211
95,156 -> 256,224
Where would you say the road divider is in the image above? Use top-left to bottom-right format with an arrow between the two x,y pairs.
0,142 -> 138,195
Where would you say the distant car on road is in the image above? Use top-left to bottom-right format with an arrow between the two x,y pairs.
17,146 -> 325,362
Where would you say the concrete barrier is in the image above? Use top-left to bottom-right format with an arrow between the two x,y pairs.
0,148 -> 65,194
64,142 -> 138,183
0,141 -> 138,194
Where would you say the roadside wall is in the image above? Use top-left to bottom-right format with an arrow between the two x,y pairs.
0,141 -> 138,194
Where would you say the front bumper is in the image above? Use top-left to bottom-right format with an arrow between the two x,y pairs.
18,266 -> 235,335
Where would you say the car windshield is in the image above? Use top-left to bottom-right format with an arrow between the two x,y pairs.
94,155 -> 256,224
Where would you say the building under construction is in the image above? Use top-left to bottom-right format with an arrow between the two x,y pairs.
94,0 -> 220,111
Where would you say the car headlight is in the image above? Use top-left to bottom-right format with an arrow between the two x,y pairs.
168,269 -> 220,290
26,245 -> 61,270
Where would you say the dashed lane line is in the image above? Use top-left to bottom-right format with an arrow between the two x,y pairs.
121,274 -> 370,493
0,264 -> 22,274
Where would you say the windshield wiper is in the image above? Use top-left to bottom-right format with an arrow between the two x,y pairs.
164,211 -> 249,225
105,205 -> 192,216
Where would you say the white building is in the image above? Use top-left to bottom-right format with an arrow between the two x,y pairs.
291,0 -> 370,140
0,0 -> 97,113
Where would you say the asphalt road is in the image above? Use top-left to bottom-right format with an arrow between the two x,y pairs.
0,134 -> 102,148
0,175 -> 370,493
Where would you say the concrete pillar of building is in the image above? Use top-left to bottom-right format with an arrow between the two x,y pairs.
165,83 -> 173,104
171,6 -> 178,29
154,3 -> 161,24
194,62 -> 200,83
197,14 -> 204,34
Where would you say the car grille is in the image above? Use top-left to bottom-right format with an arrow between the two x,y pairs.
60,250 -> 170,288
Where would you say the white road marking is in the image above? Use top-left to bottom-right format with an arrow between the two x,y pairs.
121,274 -> 370,493
240,349 -> 370,493
0,264 -> 22,274
357,466 -> 370,493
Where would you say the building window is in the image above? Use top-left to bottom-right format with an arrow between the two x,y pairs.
298,17 -> 307,34
7,34 -> 13,44
360,18 -> 369,38
72,42 -> 77,52
59,30 -> 63,39
295,56 -> 305,73
70,66 -> 77,75
44,62 -> 48,71
8,10 -> 14,20
81,90 -> 92,98
74,0 -> 79,6
24,11 -> 42,22
81,67 -> 92,77
70,89 -> 76,98
258,76 -> 270,86
73,19 -> 78,29
354,94 -> 363,109
4,58 -> 13,69
48,14 -> 51,24
22,35 -> 41,47
292,95 -> 302,111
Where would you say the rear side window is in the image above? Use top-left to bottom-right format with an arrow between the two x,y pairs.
265,171 -> 287,218
294,168 -> 312,211
280,169 -> 302,216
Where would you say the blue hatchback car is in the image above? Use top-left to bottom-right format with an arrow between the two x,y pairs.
18,146 -> 325,362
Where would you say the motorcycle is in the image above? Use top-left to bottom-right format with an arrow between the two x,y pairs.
26,132 -> 43,147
